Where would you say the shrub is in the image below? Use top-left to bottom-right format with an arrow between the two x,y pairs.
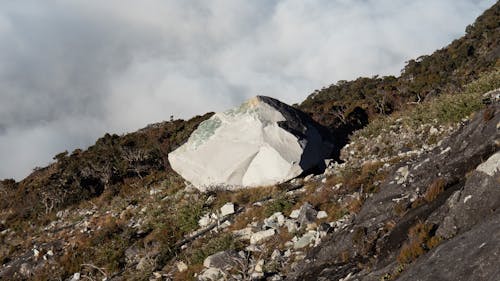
264,195 -> 294,217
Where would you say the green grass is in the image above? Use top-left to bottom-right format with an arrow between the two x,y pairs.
356,68 -> 499,139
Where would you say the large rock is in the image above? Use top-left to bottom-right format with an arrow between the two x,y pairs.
168,96 -> 334,191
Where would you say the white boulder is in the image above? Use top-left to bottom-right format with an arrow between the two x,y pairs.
168,96 -> 334,191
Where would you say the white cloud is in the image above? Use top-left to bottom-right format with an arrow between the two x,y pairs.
0,0 -> 495,179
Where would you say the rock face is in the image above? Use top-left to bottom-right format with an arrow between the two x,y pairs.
287,104 -> 500,281
168,96 -> 334,191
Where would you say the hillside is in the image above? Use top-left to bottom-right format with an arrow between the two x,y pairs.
299,2 -> 499,151
0,2 -> 499,281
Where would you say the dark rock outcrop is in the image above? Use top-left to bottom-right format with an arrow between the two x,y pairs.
288,104 -> 499,280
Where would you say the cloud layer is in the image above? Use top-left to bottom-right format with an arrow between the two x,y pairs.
0,0 -> 495,180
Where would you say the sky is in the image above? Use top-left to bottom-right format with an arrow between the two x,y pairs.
0,0 -> 496,180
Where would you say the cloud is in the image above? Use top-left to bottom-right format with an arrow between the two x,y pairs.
0,0 -> 495,180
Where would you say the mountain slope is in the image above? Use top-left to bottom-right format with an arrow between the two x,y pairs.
299,2 -> 499,150
0,2 -> 499,281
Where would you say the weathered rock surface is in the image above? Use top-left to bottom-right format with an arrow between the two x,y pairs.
168,96 -> 334,191
203,250 -> 241,270
287,104 -> 500,281
398,212 -> 500,281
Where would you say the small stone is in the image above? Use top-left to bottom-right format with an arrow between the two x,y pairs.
396,166 -> 409,184
33,248 -> 40,258
297,203 -> 318,226
250,229 -> 275,244
304,174 -> 314,182
136,257 -> 150,271
254,259 -> 264,273
176,261 -> 188,272
306,223 -> 317,231
203,251 -> 240,270
220,203 -> 235,217
271,249 -> 281,260
289,209 -> 300,219
429,126 -> 439,135
269,274 -> 284,281
285,219 -> 299,233
232,227 -> 253,240
245,245 -> 262,252
205,195 -> 216,205
264,212 -> 285,229
440,146 -> 451,155
19,263 -> 33,277
284,249 -> 292,258
294,231 -> 316,249
149,188 -> 161,195
316,211 -> 328,219
218,220 -> 231,229
70,273 -> 81,281
476,152 -> 500,176
199,267 -> 226,281
198,214 -> 212,228
251,272 -> 265,279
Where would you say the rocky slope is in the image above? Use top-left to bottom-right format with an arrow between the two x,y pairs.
0,3 -> 499,281
288,99 -> 500,281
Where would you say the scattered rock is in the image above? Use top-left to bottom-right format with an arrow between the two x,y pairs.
289,209 -> 300,219
70,273 -> 81,281
285,219 -> 299,233
294,231 -> 317,249
304,174 -> 315,182
220,203 -> 235,217
429,126 -> 439,135
198,214 -> 213,228
250,229 -> 276,244
264,212 -> 286,229
254,259 -> 264,273
271,249 -> 282,260
203,251 -> 240,270
19,263 -> 32,277
396,165 -> 409,184
149,188 -> 161,195
475,151 -> 500,176
33,248 -> 40,258
136,257 -> 151,271
199,267 -> 226,281
176,261 -> 188,272
316,211 -> 328,219
297,203 -> 318,227
232,227 -> 253,240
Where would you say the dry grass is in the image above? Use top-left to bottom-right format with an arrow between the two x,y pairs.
229,206 -> 266,231
397,222 -> 441,264
347,198 -> 364,213
483,106 -> 495,121
213,185 -> 279,209
424,178 -> 446,202
174,264 -> 203,281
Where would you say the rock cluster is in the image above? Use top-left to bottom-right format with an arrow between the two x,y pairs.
195,200 -> 353,281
